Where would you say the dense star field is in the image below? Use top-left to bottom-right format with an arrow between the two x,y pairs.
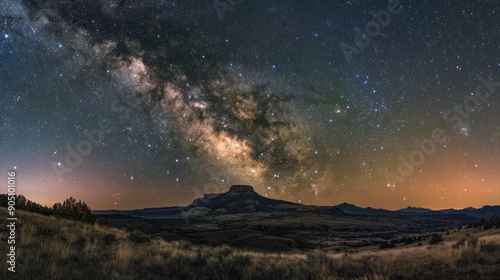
0,0 -> 498,210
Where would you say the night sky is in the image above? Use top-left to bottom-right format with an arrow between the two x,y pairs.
1,0 -> 499,210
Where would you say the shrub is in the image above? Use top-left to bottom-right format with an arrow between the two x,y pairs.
129,230 -> 151,243
305,250 -> 337,278
479,240 -> 500,254
72,236 -> 86,249
468,236 -> 479,248
429,233 -> 444,245
380,240 -> 397,249
102,233 -> 116,245
453,237 -> 466,249
36,225 -> 55,237
204,249 -> 252,280
96,217 -> 110,226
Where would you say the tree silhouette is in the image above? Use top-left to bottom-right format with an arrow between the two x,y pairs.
53,197 -> 95,224
0,194 -> 95,224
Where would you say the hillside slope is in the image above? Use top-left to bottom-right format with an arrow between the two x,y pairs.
2,208 -> 500,279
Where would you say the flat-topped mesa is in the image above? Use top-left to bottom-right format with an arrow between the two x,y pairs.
229,185 -> 255,193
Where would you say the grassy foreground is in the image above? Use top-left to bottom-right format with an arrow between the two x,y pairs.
1,207 -> 500,280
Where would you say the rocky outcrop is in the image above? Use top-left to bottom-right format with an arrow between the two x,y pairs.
229,185 -> 254,193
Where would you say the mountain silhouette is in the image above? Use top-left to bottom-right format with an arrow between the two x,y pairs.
95,186 -> 499,220
93,185 -> 499,252
189,185 -> 342,215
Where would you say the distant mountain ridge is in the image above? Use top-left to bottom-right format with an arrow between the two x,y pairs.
94,185 -> 499,220
333,202 -> 500,219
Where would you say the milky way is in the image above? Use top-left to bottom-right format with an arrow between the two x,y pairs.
1,0 -> 499,209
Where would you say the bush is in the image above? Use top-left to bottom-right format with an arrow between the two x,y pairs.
489,214 -> 500,229
380,240 -> 397,249
207,254 -> 251,280
305,250 -> 337,278
102,233 -> 116,245
72,236 -> 86,249
36,225 -> 55,237
429,233 -> 444,245
129,230 -> 151,243
484,222 -> 494,230
479,240 -> 500,254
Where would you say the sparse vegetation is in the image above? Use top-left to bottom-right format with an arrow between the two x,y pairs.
102,233 -> 117,245
1,207 -> 500,279
379,240 -> 397,249
129,229 -> 151,243
429,233 -> 444,245
466,215 -> 500,230
453,235 -> 479,249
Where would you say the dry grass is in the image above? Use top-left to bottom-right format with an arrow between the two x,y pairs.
1,208 -> 499,279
